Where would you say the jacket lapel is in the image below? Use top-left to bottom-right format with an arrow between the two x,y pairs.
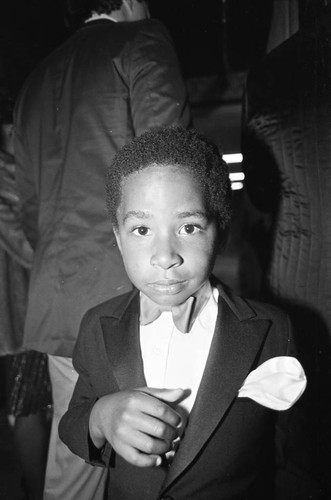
161,286 -> 271,491
101,290 -> 147,389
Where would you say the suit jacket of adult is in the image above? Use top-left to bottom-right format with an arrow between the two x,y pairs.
242,15 -> 331,489
14,18 -> 191,357
242,7 -> 331,334
59,281 -> 307,500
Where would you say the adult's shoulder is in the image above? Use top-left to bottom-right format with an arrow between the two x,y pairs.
127,17 -> 169,34
122,17 -> 172,44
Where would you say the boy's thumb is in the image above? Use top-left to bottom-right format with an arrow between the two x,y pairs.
137,386 -> 190,404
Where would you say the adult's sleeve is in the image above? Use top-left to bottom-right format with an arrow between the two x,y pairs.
14,106 -> 39,251
126,19 -> 191,134
0,150 -> 33,267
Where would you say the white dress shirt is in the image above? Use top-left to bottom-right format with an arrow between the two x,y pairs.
140,285 -> 219,423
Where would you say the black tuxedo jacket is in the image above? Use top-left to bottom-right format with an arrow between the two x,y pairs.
59,281 -> 307,499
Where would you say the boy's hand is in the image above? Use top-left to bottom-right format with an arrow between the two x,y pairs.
89,387 -> 185,467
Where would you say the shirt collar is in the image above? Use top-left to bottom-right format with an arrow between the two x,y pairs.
85,13 -> 118,24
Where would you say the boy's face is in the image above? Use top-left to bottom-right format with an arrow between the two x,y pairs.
114,164 -> 219,308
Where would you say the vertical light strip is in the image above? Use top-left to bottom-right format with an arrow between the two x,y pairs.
222,153 -> 244,190
223,153 -> 243,164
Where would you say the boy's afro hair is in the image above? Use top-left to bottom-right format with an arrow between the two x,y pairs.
106,126 -> 232,232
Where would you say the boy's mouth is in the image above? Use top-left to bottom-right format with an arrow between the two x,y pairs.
147,280 -> 186,295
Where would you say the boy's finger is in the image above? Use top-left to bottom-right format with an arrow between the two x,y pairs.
133,389 -> 183,427
132,412 -> 179,441
136,386 -> 189,404
120,443 -> 163,468
129,429 -> 173,457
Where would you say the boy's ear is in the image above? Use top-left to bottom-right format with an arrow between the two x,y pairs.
113,226 -> 123,254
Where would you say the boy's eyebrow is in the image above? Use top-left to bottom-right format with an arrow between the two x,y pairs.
176,211 -> 208,219
123,210 -> 151,223
122,210 -> 208,223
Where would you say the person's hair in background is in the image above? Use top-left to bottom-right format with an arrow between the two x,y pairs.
65,0 -> 148,28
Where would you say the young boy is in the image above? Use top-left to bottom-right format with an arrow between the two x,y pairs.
59,127 -> 308,499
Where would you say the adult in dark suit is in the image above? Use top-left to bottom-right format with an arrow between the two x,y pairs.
14,1 -> 191,498
242,1 -> 331,494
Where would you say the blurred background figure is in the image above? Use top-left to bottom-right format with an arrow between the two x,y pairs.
0,86 -> 52,500
13,1 -> 191,498
242,0 -> 331,496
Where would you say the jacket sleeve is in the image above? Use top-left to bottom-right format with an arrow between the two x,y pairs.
123,19 -> 191,133
13,108 -> 39,251
58,311 -> 114,468
0,150 -> 33,267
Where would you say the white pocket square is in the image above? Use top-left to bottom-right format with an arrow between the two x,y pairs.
238,356 -> 307,411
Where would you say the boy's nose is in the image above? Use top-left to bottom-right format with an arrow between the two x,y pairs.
150,239 -> 183,270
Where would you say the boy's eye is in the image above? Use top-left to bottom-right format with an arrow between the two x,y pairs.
132,226 -> 150,236
179,224 -> 201,235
